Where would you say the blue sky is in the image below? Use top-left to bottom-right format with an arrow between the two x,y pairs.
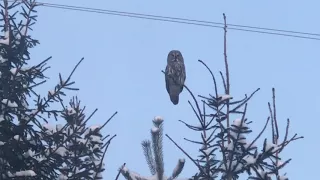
29,0 -> 319,179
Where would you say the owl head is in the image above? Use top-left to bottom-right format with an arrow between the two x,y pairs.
167,50 -> 184,64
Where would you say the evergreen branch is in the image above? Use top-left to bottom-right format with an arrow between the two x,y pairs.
169,158 -> 185,179
25,58 -> 84,125
120,167 -> 149,180
122,117 -> 188,180
141,140 -> 156,175
151,125 -> 164,180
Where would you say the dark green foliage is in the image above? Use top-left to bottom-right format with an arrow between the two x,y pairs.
0,1 -> 116,179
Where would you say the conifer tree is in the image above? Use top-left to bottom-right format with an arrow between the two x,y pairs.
0,1 -> 116,179
120,116 -> 186,180
119,14 -> 303,180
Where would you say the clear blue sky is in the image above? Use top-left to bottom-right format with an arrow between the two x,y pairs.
30,0 -> 318,179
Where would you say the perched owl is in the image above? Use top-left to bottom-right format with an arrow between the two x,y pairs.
165,50 -> 186,105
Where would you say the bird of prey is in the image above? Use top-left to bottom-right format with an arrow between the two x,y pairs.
165,50 -> 186,105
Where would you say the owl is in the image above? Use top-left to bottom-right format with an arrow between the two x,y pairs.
165,50 -> 186,105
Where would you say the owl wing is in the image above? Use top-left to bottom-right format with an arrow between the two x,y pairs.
165,65 -> 171,94
166,62 -> 186,90
178,63 -> 186,93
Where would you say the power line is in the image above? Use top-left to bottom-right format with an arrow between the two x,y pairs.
42,3 -> 320,41
10,0 -> 320,41
42,2 -> 320,38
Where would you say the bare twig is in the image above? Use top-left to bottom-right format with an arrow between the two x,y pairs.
3,0 -> 9,31
198,60 -> 218,98
248,117 -> 270,150
272,88 -> 279,140
270,88 -> 280,171
268,102 -> 275,144
115,163 -> 126,180
223,13 -> 231,144
94,134 -> 117,180
99,111 -> 118,131
165,134 -> 205,175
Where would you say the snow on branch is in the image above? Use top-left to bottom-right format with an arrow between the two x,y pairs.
0,1 -> 117,179
120,116 -> 187,180
164,14 -> 303,180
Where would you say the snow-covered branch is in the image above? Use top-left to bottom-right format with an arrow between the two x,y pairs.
0,1 -> 117,179
164,14 -> 303,180
120,116 -> 187,180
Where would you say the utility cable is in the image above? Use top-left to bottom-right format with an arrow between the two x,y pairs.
7,0 -> 320,41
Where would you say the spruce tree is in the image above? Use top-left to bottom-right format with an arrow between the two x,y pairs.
0,1 -> 116,179
119,14 -> 303,180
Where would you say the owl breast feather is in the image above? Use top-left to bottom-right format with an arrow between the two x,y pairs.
166,65 -> 185,90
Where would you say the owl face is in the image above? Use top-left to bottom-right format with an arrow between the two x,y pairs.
167,50 -> 184,63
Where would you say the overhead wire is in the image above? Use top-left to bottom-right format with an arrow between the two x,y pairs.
42,2 -> 320,37
8,0 -> 320,41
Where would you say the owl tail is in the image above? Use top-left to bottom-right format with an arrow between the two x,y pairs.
170,94 -> 179,105
168,85 -> 182,105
